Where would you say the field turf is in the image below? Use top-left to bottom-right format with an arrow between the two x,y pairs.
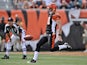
0,52 -> 87,65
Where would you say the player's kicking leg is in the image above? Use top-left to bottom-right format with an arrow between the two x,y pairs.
30,36 -> 48,63
50,34 -> 72,51
50,41 -> 72,51
58,42 -> 72,50
30,42 -> 72,63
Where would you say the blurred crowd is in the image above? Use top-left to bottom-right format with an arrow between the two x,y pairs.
13,0 -> 87,9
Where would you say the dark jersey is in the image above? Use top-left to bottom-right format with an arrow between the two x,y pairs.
46,13 -> 59,34
0,22 -> 5,31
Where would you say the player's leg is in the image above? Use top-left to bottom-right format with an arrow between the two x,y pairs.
0,32 -> 5,52
2,35 -> 18,59
30,36 -> 48,63
50,34 -> 56,50
13,42 -> 17,52
11,34 -> 17,51
0,39 -> 5,52
16,42 -> 21,51
21,29 -> 27,59
50,33 -> 72,51
14,36 -> 21,51
51,41 -> 72,51
21,41 -> 27,59
12,35 -> 21,51
58,42 -> 72,50
1,42 -> 12,59
13,35 -> 21,52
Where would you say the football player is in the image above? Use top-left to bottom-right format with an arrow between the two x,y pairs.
30,3 -> 71,63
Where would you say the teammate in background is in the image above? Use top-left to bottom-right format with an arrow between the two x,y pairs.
14,16 -> 27,59
1,17 -> 21,59
0,17 -> 5,51
30,3 -> 71,63
12,17 -> 21,52
1,17 -> 27,59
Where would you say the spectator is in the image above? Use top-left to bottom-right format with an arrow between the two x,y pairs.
0,17 -> 5,51
61,0 -> 70,4
43,0 -> 52,6
17,0 -> 24,9
51,0 -> 59,8
69,0 -> 75,9
69,0 -> 82,9
60,0 -> 70,9
82,0 -> 87,9
39,1 -> 47,9
28,0 -> 36,8
33,0 -> 46,8
13,0 -> 19,9
22,0 -> 30,9
56,0 -> 62,8
74,2 -> 81,9
78,0 -> 82,5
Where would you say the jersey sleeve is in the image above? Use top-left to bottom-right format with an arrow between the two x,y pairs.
4,24 -> 9,33
52,13 -> 61,21
19,27 -> 22,33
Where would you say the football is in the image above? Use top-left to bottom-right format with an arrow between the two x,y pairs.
24,35 -> 33,40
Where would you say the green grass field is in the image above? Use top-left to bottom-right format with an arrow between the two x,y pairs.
0,52 -> 87,65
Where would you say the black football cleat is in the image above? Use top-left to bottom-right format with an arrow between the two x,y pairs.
22,55 -> 27,59
1,55 -> 9,59
30,59 -> 36,63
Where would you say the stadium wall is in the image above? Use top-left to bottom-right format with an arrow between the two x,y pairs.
0,9 -> 87,50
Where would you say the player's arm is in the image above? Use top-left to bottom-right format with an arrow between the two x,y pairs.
56,20 -> 63,41
57,20 -> 62,35
4,25 -> 11,42
19,27 -> 22,41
